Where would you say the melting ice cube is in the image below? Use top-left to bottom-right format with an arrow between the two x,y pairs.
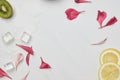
3,62 -> 15,71
21,32 -> 31,43
2,32 -> 14,44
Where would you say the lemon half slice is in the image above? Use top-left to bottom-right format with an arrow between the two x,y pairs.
100,48 -> 120,65
99,63 -> 120,80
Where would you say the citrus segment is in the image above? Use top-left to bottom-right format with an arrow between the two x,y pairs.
100,48 -> 120,65
99,63 -> 120,80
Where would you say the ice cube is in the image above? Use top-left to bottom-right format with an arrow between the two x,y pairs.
2,32 -> 14,44
21,32 -> 31,43
3,62 -> 15,71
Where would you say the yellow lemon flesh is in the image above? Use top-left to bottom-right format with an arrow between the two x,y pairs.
99,63 -> 120,80
100,48 -> 120,65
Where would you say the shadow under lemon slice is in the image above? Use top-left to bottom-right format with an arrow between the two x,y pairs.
100,48 -> 120,65
99,63 -> 120,80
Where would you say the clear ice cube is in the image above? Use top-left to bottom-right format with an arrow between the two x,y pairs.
2,32 -> 14,44
21,32 -> 31,43
3,62 -> 15,71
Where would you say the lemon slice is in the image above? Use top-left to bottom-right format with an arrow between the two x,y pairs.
100,48 -> 120,65
99,63 -> 120,80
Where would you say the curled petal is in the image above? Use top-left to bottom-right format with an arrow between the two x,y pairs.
75,0 -> 91,3
39,57 -> 51,69
97,10 -> 107,27
26,54 -> 30,66
91,38 -> 107,45
65,8 -> 85,20
101,16 -> 118,28
22,71 -> 30,80
15,53 -> 24,69
0,68 -> 12,79
16,44 -> 34,55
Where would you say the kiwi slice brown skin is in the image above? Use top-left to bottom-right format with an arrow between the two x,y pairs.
0,0 -> 13,19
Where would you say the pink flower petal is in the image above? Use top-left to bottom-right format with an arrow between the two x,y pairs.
91,37 -> 107,45
15,53 -> 24,69
65,8 -> 85,20
16,44 -> 34,55
39,57 -> 51,69
75,0 -> 91,3
102,16 -> 118,28
0,68 -> 12,79
97,10 -> 107,27
26,53 -> 30,66
22,71 -> 30,80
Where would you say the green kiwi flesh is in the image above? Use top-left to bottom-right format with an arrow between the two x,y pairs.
0,0 -> 13,18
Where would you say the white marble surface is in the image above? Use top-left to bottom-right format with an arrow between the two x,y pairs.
0,0 -> 120,80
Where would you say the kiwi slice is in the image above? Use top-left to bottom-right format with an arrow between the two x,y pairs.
0,0 -> 13,18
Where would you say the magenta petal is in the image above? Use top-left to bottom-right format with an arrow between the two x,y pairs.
103,16 -> 117,27
16,44 -> 34,55
91,37 -> 107,45
26,53 -> 30,66
22,71 -> 30,80
39,57 -> 51,69
65,8 -> 85,20
75,0 -> 91,3
97,10 -> 107,27
0,68 -> 12,79
15,53 -> 24,69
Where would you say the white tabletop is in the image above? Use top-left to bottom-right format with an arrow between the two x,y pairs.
0,0 -> 120,80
